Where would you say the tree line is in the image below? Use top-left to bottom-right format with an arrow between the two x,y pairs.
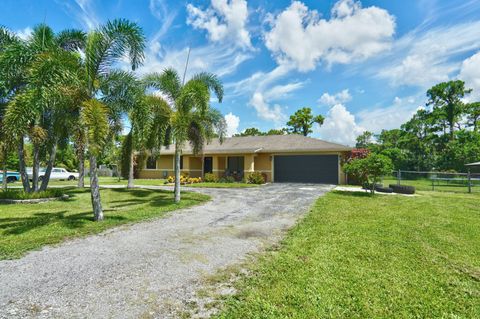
355,80 -> 480,172
0,21 -> 226,220
235,107 -> 324,137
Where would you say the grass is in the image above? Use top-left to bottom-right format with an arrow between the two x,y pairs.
6,177 -> 258,188
0,188 -> 64,200
0,188 -> 209,260
188,182 -> 259,188
381,177 -> 480,194
215,190 -> 480,318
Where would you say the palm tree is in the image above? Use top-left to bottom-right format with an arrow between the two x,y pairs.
0,24 -> 86,192
144,68 -> 226,203
80,19 -> 145,221
100,71 -> 173,189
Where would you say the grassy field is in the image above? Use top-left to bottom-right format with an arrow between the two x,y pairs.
0,188 -> 209,260
381,176 -> 480,193
215,191 -> 480,318
187,182 -> 258,188
5,177 -> 258,188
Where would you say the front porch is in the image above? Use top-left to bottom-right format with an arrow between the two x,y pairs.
137,152 -> 272,182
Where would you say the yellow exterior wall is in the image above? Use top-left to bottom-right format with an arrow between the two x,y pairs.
157,155 -> 174,170
137,151 -> 348,184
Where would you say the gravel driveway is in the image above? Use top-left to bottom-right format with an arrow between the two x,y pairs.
0,183 -> 332,318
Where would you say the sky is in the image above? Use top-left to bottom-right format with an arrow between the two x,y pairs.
2,0 -> 480,145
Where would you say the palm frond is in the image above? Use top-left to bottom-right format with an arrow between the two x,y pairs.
81,99 -> 109,156
143,94 -> 172,149
0,26 -> 19,51
191,72 -> 224,102
30,24 -> 56,51
142,69 -> 181,102
102,19 -> 145,70
56,29 -> 87,51
176,79 -> 210,114
99,70 -> 141,114
3,91 -> 37,137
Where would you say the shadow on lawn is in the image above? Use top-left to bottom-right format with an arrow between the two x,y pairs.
331,190 -> 375,198
0,210 -> 126,235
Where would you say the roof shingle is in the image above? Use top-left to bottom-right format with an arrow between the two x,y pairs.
159,135 -> 351,155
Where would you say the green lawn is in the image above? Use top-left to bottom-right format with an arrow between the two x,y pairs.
216,191 -> 480,318
188,182 -> 259,188
0,188 -> 209,260
46,177 -> 167,187
381,176 -> 480,194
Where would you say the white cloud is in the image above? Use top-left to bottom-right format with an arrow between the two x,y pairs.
375,21 -> 480,87
73,0 -> 99,29
224,112 -> 240,136
249,92 -> 286,123
356,95 -> 421,132
225,64 -> 300,123
317,104 -> 365,146
459,51 -> 480,101
133,44 -> 252,79
149,0 -> 177,43
15,27 -> 33,40
319,89 -> 352,106
264,0 -> 395,71
187,0 -> 252,49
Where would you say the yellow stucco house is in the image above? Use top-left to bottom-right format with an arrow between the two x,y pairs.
137,134 -> 351,184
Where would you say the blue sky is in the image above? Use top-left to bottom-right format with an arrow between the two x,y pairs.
2,0 -> 480,145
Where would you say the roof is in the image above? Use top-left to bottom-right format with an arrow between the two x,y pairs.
159,134 -> 352,155
466,161 -> 480,166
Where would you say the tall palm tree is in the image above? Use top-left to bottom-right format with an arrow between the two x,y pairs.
144,68 -> 226,203
80,19 -> 145,221
100,71 -> 172,189
0,24 -> 86,192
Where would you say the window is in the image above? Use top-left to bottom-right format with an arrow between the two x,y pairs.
180,156 -> 183,170
146,156 -> 157,169
227,156 -> 244,173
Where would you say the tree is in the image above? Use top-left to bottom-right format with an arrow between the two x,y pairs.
0,24 -> 86,192
266,128 -> 288,135
466,102 -> 480,132
234,127 -> 265,137
344,153 -> 393,194
426,80 -> 471,140
286,107 -> 324,136
79,19 -> 145,220
355,131 -> 374,148
144,68 -> 226,203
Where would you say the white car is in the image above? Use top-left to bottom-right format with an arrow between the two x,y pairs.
27,167 -> 78,181
37,168 -> 79,181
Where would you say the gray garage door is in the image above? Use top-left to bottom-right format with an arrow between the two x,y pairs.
274,155 -> 339,184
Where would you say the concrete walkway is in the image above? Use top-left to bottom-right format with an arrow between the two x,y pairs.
0,183 -> 332,318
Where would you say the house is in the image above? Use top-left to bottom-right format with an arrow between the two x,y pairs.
137,134 -> 352,184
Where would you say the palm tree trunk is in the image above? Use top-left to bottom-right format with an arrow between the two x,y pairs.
77,147 -> 85,188
127,143 -> 134,189
174,141 -> 181,203
2,153 -> 7,191
32,143 -> 40,192
17,137 -> 31,193
89,154 -> 103,221
40,142 -> 57,191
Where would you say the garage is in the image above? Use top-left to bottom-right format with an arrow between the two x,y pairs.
274,155 -> 339,184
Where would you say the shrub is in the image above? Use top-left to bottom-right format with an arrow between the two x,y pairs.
204,173 -> 219,183
245,172 -> 265,184
344,153 -> 393,194
219,176 -> 235,183
0,189 -> 65,200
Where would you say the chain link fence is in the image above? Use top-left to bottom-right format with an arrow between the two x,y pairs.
380,170 -> 480,193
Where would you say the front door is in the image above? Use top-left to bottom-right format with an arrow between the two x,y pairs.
204,157 -> 213,174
